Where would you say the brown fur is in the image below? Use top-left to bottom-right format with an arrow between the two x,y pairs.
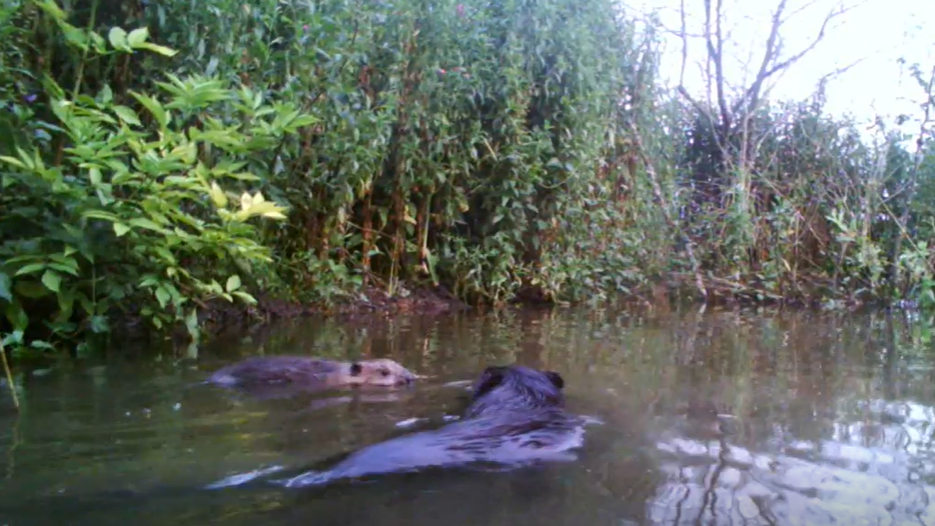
270,365 -> 589,488
206,356 -> 418,390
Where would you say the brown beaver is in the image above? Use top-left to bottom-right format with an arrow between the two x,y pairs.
256,364 -> 593,488
205,356 -> 419,392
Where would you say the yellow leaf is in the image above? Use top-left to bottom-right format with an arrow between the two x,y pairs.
240,191 -> 253,211
404,203 -> 417,225
208,182 -> 228,208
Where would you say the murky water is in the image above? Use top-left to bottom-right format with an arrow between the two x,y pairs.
3,305 -> 935,525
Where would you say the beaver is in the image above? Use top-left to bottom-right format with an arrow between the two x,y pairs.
205,356 -> 419,392
262,364 -> 592,488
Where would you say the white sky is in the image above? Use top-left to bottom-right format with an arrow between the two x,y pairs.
628,0 -> 935,133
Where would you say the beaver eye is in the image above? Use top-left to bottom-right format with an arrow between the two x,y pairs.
380,369 -> 390,377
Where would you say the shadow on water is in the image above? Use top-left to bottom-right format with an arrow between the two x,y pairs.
3,306 -> 935,525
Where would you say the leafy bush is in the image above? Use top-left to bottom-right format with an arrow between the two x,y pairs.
0,11 -> 304,357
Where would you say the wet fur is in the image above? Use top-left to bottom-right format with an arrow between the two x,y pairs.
273,364 -> 587,487
206,356 -> 417,391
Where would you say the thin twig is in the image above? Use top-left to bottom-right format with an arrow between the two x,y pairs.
0,340 -> 20,411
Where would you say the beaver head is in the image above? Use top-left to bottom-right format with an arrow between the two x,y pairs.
343,358 -> 418,387
463,365 -> 565,418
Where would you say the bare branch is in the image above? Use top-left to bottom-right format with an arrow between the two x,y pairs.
779,0 -> 823,25
763,2 -> 858,79
814,56 -> 868,91
679,0 -> 689,87
714,0 -> 730,130
655,20 -> 706,39
731,0 -> 864,130
704,0 -> 731,132
678,0 -> 732,154
737,0 -> 788,118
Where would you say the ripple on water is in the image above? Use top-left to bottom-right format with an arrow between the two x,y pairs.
2,307 -> 935,526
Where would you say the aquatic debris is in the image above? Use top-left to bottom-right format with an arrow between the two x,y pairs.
203,465 -> 285,489
394,414 -> 461,429
395,417 -> 426,428
269,470 -> 331,488
442,379 -> 474,389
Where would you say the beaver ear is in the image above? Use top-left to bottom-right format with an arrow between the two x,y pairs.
349,362 -> 363,376
545,371 -> 564,389
472,367 -> 504,398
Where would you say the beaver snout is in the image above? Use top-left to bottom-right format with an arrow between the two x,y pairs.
402,371 -> 427,386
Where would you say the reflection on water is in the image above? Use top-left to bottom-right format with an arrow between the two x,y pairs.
2,306 -> 935,525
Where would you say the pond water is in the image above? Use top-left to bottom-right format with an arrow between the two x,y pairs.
3,305 -> 935,526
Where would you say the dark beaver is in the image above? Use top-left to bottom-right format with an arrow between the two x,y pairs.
205,356 -> 419,393
269,364 -> 589,488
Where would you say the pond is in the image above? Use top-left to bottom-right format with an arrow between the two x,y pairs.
2,305 -> 935,526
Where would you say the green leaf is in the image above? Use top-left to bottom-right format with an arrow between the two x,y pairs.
99,84 -> 114,104
56,285 -> 76,320
14,281 -> 50,299
5,297 -> 29,331
138,275 -> 160,288
127,27 -> 150,47
232,291 -> 257,305
128,218 -> 167,232
30,340 -> 56,351
46,263 -> 79,277
60,23 -> 90,51
114,222 -> 131,236
15,263 -> 46,276
113,105 -> 142,126
0,155 -> 26,169
0,272 -> 10,302
89,315 -> 110,334
89,167 -> 103,185
84,210 -> 121,222
77,292 -> 95,316
34,0 -> 67,21
1,330 -> 24,347
41,270 -> 62,293
135,42 -> 178,57
108,27 -> 130,51
89,31 -> 107,53
155,286 -> 170,308
129,91 -> 169,130
225,275 -> 241,292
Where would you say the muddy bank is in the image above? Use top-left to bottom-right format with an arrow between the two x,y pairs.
90,284 -> 473,354
195,285 -> 472,337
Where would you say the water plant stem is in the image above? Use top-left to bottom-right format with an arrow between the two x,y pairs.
0,341 -> 20,411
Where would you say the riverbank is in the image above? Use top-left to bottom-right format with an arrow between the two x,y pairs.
168,275 -> 920,345
8,274 -> 919,371
183,276 -> 894,344
201,284 -> 473,330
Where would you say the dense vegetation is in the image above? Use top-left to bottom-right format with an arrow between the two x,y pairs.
0,0 -> 933,360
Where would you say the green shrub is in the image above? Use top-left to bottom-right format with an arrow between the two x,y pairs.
0,12 -> 304,357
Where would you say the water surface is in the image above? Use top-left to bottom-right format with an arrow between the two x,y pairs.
2,305 -> 935,526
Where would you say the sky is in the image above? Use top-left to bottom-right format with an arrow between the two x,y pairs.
627,0 -> 935,137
